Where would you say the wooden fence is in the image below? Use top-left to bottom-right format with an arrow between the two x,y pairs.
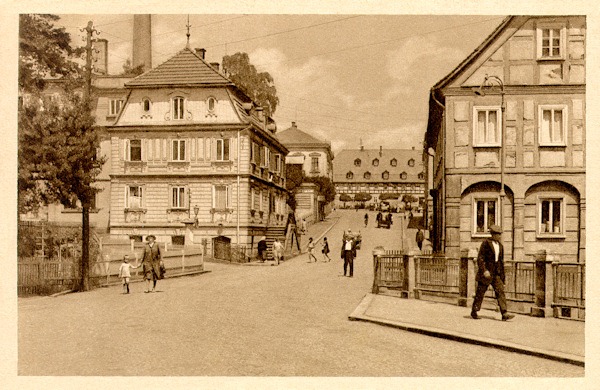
553,263 -> 585,310
415,256 -> 460,294
18,260 -> 79,296
502,261 -> 535,302
376,250 -> 406,290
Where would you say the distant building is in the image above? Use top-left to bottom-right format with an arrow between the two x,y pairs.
425,16 -> 585,262
333,146 -> 424,206
277,122 -> 333,180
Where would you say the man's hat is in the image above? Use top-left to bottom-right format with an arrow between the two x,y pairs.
489,225 -> 502,234
146,234 -> 156,241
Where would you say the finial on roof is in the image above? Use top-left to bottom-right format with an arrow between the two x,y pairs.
186,15 -> 191,48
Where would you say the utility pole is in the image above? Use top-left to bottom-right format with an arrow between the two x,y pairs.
79,20 -> 99,291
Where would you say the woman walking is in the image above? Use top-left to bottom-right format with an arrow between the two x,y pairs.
321,237 -> 331,262
307,237 -> 318,263
141,235 -> 164,293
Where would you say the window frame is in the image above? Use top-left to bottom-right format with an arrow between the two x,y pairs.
170,185 -> 187,210
346,171 -> 353,180
126,139 -> 142,162
354,158 -> 361,167
408,158 -> 415,167
372,158 -> 379,167
215,138 -> 230,161
382,171 -> 389,180
472,196 -> 500,237
390,158 -> 397,167
172,96 -> 185,120
400,172 -> 407,180
473,106 -> 502,147
311,157 -> 319,172
538,104 -> 568,147
142,98 -> 151,112
127,185 -> 144,209
172,139 -> 186,161
364,171 -> 371,180
536,23 -> 566,60
537,197 -> 565,238
212,185 -> 230,210
207,96 -> 217,113
109,98 -> 124,116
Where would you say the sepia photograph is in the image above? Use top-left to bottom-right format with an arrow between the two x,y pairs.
4,1 -> 597,388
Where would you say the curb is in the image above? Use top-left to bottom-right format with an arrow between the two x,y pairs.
348,294 -> 585,367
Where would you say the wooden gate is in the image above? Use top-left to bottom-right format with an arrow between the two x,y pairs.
213,236 -> 231,260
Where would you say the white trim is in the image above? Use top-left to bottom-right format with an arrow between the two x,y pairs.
472,196 -> 500,237
127,185 -> 144,209
537,196 -> 565,238
536,23 -> 566,60
109,98 -> 124,116
171,139 -> 186,161
170,185 -> 187,209
472,106 -> 502,147
538,104 -> 568,146
172,96 -> 185,120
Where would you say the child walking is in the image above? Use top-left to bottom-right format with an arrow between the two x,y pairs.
321,237 -> 331,262
307,237 -> 318,263
118,255 -> 139,294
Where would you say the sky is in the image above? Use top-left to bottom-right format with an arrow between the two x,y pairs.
53,13 -> 506,154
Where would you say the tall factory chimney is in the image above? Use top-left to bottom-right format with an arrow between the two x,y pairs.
133,14 -> 152,72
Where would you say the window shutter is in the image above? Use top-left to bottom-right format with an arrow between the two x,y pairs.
124,139 -> 130,161
141,139 -> 147,161
224,139 -> 230,161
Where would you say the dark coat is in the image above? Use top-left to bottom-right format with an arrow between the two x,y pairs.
340,238 -> 357,259
142,243 -> 163,280
475,239 -> 505,284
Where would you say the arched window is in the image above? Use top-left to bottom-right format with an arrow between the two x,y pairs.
372,158 -> 379,166
143,98 -> 151,112
207,96 -> 217,113
382,171 -> 389,180
364,172 -> 371,180
418,172 -> 424,180
408,158 -> 415,167
354,158 -> 361,167
390,158 -> 397,167
400,172 -> 407,180
346,172 -> 354,179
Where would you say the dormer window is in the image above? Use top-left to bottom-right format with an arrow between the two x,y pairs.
173,97 -> 185,120
109,99 -> 124,116
382,171 -> 389,180
346,172 -> 354,179
207,97 -> 217,114
143,98 -> 151,112
354,159 -> 361,167
408,158 -> 415,167
418,172 -> 424,180
400,172 -> 407,180
364,172 -> 371,180
390,158 -> 397,167
372,158 -> 379,167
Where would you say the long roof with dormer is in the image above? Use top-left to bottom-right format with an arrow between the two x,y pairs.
333,148 -> 423,184
125,46 -> 233,87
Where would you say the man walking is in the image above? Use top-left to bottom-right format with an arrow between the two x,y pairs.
470,225 -> 515,321
341,230 -> 357,277
415,229 -> 424,251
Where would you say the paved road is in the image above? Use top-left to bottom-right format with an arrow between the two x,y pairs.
18,210 -> 583,377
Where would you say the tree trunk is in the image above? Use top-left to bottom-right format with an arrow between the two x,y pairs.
79,204 -> 90,291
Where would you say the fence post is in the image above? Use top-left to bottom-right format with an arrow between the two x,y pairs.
406,250 -> 417,298
545,254 -> 557,318
531,250 -> 547,317
372,246 -> 385,294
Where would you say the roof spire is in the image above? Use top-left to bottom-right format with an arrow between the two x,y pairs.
185,15 -> 191,48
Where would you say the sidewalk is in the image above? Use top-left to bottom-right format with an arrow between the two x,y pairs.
349,293 -> 585,366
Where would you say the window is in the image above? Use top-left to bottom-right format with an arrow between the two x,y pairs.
364,172 -> 371,180
311,157 -> 319,172
251,143 -> 260,165
262,146 -> 270,168
171,186 -> 186,209
372,159 -> 379,167
408,158 -> 415,167
539,105 -> 567,146
172,236 -> 185,245
382,171 -> 389,180
275,154 -> 281,173
537,25 -> 565,59
390,158 -> 397,167
418,172 -> 424,180
128,139 -> 142,161
354,158 -> 361,167
127,186 -> 143,209
216,139 -> 230,161
143,98 -> 151,112
173,97 -> 185,120
346,172 -> 354,179
539,198 -> 563,235
473,107 -> 502,147
172,139 -> 186,161
400,172 -> 407,180
109,99 -> 124,116
473,198 -> 498,235
207,97 -> 217,113
213,185 -> 229,210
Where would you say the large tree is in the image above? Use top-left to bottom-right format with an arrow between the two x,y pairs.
19,14 -> 104,292
222,52 -> 279,117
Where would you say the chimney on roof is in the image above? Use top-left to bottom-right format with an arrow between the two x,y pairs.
255,107 -> 264,121
195,48 -> 206,59
210,62 -> 219,71
360,145 -> 364,151
412,146 -> 415,150
292,121 -> 296,128
379,145 -> 383,157
133,15 -> 152,71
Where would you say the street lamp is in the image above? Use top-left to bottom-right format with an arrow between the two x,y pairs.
474,74 -> 505,226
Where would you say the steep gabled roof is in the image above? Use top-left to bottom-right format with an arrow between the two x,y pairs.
125,46 -> 233,87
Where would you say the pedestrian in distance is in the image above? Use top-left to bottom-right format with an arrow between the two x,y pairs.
340,230 -> 357,277
416,229 -> 425,251
364,213 -> 369,227
321,237 -> 331,262
470,225 -> 515,321
307,237 -> 318,263
118,255 -> 139,294
141,234 -> 164,293
272,239 -> 284,265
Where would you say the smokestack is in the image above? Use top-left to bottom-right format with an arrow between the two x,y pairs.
195,48 -> 206,59
92,38 -> 108,75
291,121 -> 296,128
379,145 -> 383,157
133,15 -> 152,71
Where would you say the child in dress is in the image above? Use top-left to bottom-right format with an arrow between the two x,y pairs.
118,255 -> 139,294
307,237 -> 318,263
321,237 -> 331,262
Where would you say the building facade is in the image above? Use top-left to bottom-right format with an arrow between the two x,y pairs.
425,16 -> 585,262
106,46 -> 288,255
277,122 -> 334,180
333,147 -> 425,206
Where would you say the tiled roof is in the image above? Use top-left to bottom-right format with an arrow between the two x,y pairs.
333,149 -> 424,184
277,123 -> 330,147
125,47 -> 233,87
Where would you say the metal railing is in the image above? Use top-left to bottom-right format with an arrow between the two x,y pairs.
377,251 -> 406,290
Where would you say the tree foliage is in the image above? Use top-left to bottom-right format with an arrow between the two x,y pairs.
354,192 -> 372,202
339,194 -> 353,202
379,193 -> 400,200
19,14 -> 82,93
222,52 -> 279,117
304,176 -> 336,204
121,58 -> 146,77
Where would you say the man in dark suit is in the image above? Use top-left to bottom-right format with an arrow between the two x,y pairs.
341,230 -> 357,277
141,235 -> 163,293
471,225 -> 515,321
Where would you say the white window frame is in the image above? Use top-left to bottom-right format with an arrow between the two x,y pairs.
537,23 -> 566,60
262,146 -> 270,168
109,99 -> 124,116
172,139 -> 186,161
207,96 -> 217,114
215,138 -> 230,161
537,197 -> 565,237
538,104 -> 567,146
212,185 -> 229,210
473,106 -> 502,147
472,197 -> 500,237
125,139 -> 143,162
171,186 -> 187,209
127,185 -> 144,209
390,159 -> 397,167
311,157 -> 319,172
172,97 -> 185,120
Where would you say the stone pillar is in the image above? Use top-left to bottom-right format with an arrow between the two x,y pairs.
513,197 -> 525,261
545,254 -> 557,318
406,250 -> 417,298
531,250 -> 556,317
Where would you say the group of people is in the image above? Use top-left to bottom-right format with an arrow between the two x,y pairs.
307,237 -> 331,262
305,230 -> 358,278
118,234 -> 165,294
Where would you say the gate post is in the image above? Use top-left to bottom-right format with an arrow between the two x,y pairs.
372,246 -> 385,294
531,250 -> 547,317
459,249 -> 469,307
406,250 -> 417,298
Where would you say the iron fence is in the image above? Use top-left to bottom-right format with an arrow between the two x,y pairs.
377,251 -> 406,290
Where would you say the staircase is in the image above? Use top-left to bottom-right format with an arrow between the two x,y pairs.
264,226 -> 286,260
